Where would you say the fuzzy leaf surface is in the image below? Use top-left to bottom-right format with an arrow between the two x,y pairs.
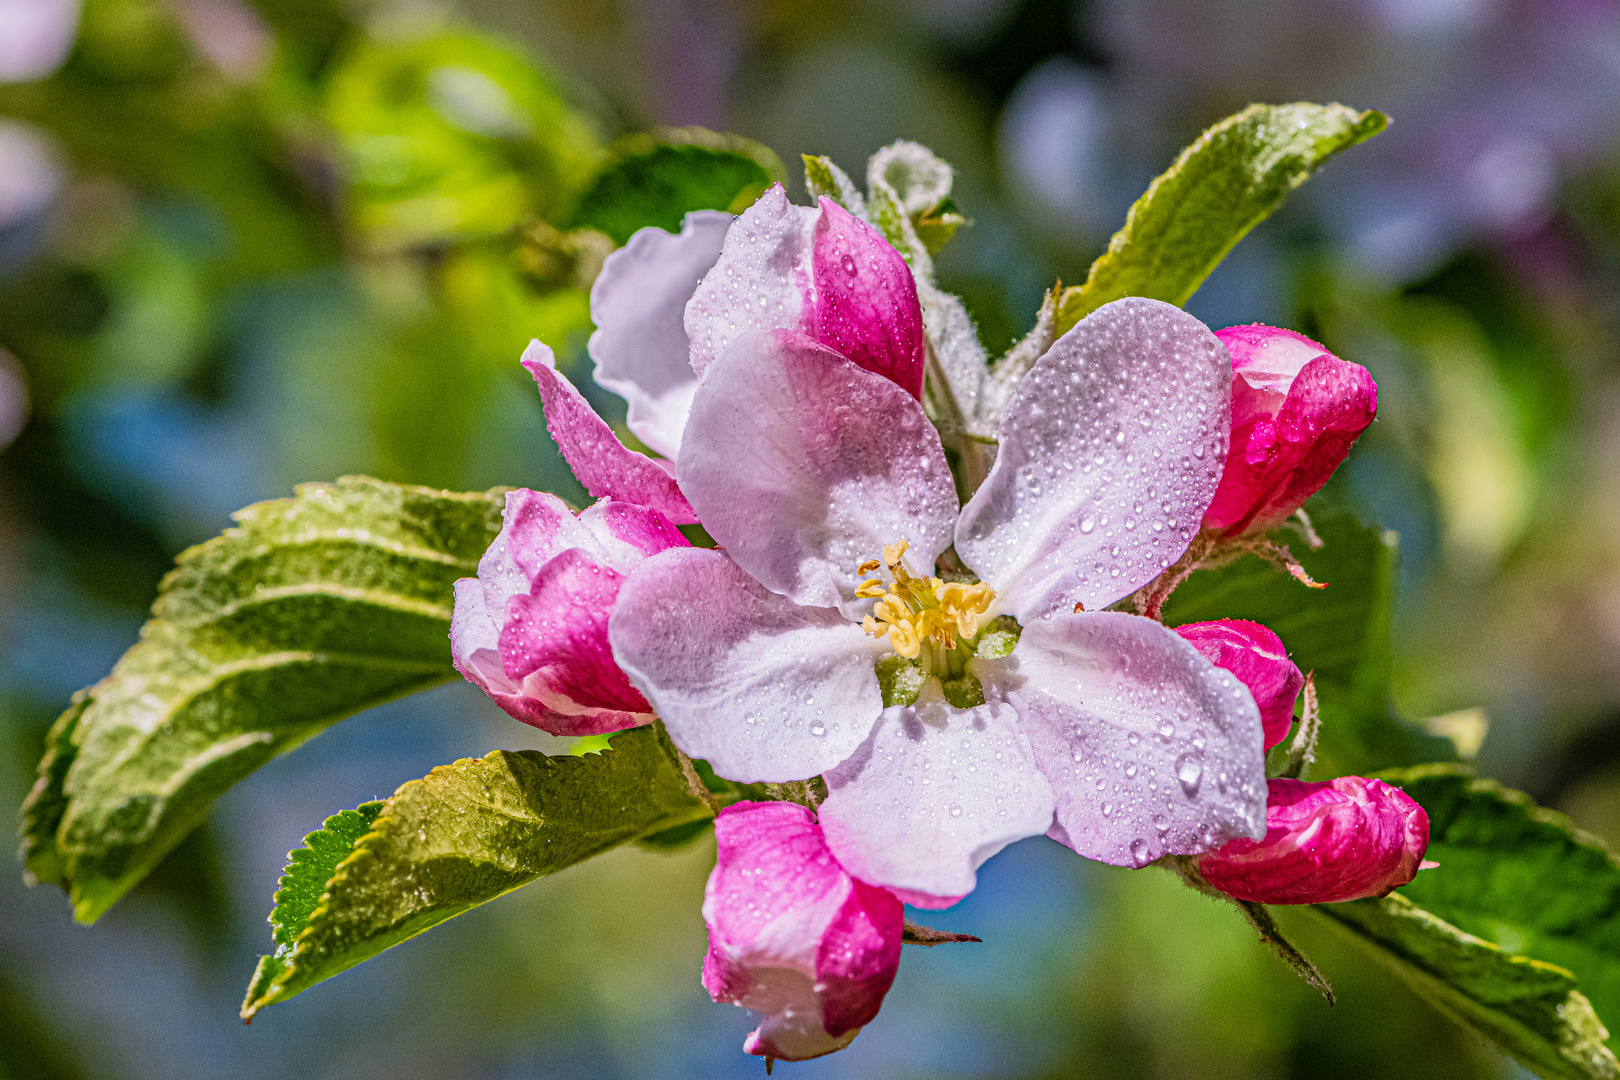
19,476 -> 505,924
241,725 -> 714,1018
1056,103 -> 1387,335
1310,894 -> 1618,1079
1382,765 -> 1620,1059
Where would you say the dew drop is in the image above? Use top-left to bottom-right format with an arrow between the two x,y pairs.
810,722 -> 827,737
1176,754 -> 1203,796
1080,516 -> 1095,534
949,803 -> 963,817
1130,839 -> 1150,866
840,253 -> 857,276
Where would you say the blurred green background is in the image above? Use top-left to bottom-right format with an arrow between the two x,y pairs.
5,0 -> 1620,1076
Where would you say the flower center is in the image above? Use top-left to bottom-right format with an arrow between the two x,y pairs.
855,539 -> 996,664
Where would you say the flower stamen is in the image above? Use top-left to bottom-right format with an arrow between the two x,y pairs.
856,540 -> 996,663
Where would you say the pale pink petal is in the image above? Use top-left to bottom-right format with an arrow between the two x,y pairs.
955,298 -> 1231,622
685,184 -> 816,379
521,340 -> 697,524
496,488 -> 599,584
587,210 -> 731,459
450,576 -> 508,698
1009,612 -> 1267,867
576,497 -> 691,574
819,697 -> 1056,907
677,331 -> 958,612
1197,777 -> 1430,904
1174,619 -> 1303,751
807,197 -> 925,399
608,548 -> 887,783
702,802 -> 903,1061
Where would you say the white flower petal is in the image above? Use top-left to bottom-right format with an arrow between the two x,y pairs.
684,184 -> 817,379
956,297 -> 1231,621
677,331 -> 958,612
608,547 -> 887,783
819,693 -> 1056,906
588,210 -> 731,459
1008,611 -> 1267,867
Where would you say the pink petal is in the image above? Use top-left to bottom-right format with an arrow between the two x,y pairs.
608,547 -> 887,783
450,490 -> 680,737
496,548 -> 651,734
807,197 -> 925,399
588,210 -> 731,460
685,184 -> 815,380
1010,612 -> 1267,867
677,330 -> 958,613
1173,620 -> 1303,751
819,699 -> 1056,906
499,487 -> 600,583
1197,776 -> 1430,904
521,340 -> 698,524
955,298 -> 1231,623
703,801 -> 903,1062
1202,325 -> 1378,536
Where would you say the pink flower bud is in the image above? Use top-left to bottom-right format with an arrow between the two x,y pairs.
1174,620 -> 1303,751
703,801 -> 904,1062
1202,325 -> 1377,536
450,488 -> 688,736
1196,776 -> 1430,905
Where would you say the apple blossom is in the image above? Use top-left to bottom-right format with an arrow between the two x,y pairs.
1196,776 -> 1430,904
703,801 -> 903,1062
609,268 -> 1269,904
1201,324 -> 1378,537
1175,620 -> 1304,750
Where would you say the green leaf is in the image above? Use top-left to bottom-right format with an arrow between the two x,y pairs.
1056,102 -> 1387,336
1161,512 -> 1454,775
1378,765 -> 1620,1060
19,476 -> 506,925
572,129 -> 785,246
1308,893 -> 1618,1079
241,724 -> 714,1018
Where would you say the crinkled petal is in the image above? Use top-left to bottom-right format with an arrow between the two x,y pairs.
685,184 -> 816,379
678,331 -> 958,612
819,693 -> 1056,907
955,298 -> 1230,621
702,802 -> 902,1061
1205,354 -> 1378,535
481,488 -> 597,605
521,340 -> 697,524
588,210 -> 731,459
1009,611 -> 1267,867
808,197 -> 925,399
608,547 -> 886,783
1197,777 -> 1430,904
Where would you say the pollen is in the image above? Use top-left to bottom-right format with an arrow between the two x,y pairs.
856,539 -> 996,661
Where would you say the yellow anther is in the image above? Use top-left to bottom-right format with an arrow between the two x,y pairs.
857,559 -> 882,576
857,541 -> 998,662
